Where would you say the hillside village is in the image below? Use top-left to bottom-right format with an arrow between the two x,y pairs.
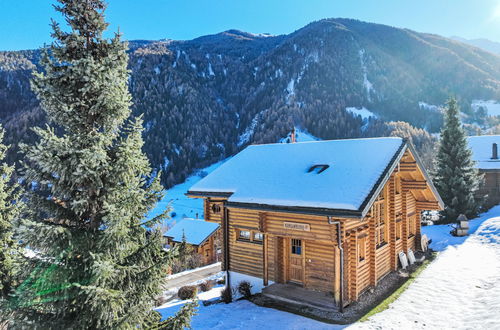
1,1 -> 500,329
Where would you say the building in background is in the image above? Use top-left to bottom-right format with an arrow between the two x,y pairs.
468,135 -> 500,208
164,218 -> 221,265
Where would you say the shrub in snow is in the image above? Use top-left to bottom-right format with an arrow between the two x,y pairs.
178,285 -> 198,300
199,280 -> 215,292
220,286 -> 233,304
237,281 -> 253,299
217,277 -> 225,285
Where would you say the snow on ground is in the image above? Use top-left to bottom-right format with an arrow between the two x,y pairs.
157,292 -> 343,330
422,205 -> 500,251
350,206 -> 500,330
472,99 -> 500,117
418,101 -> 441,112
345,107 -> 378,120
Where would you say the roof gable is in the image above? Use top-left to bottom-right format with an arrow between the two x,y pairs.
164,219 -> 219,246
189,137 -> 405,213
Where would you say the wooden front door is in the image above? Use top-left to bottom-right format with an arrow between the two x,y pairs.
288,238 -> 305,284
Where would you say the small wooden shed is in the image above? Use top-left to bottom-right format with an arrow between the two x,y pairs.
187,137 -> 443,307
164,218 -> 220,265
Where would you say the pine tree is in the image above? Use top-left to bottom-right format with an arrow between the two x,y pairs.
434,98 -> 482,223
0,127 -> 22,300
10,1 -> 193,328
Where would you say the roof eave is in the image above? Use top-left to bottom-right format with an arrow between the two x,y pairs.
407,143 -> 445,210
358,139 -> 408,218
186,191 -> 233,198
225,201 -> 363,218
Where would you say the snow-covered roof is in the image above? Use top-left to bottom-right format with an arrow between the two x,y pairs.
189,137 -> 405,213
164,219 -> 219,246
467,135 -> 500,170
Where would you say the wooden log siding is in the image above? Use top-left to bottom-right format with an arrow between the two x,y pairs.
305,241 -> 335,292
206,199 -> 225,223
402,190 -> 409,253
227,208 -> 263,278
399,161 -> 417,172
368,215 -> 377,287
356,228 -> 371,296
388,176 -> 398,271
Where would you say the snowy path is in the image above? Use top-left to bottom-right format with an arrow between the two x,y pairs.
165,263 -> 221,290
350,215 -> 500,330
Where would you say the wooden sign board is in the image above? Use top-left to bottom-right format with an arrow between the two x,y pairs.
283,222 -> 310,232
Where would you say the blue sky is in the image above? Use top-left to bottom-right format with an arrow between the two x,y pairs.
1,0 -> 500,50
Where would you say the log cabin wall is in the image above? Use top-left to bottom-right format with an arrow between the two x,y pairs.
204,198 -> 225,223
196,235 -> 217,265
224,207 -> 345,295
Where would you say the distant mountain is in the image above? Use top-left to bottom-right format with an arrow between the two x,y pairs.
451,36 -> 500,54
2,18 -> 500,187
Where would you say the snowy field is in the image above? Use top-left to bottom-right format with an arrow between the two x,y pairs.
472,99 -> 500,117
345,107 -> 377,120
157,206 -> 500,329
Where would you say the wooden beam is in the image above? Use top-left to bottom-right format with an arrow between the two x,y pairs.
402,180 -> 427,190
416,200 -> 440,210
263,234 -> 268,286
399,161 -> 417,172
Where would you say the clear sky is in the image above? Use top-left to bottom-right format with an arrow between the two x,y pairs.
1,0 -> 500,51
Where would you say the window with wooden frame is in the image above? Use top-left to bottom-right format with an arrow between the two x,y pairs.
211,203 -> 222,214
236,229 -> 263,244
291,239 -> 302,255
253,232 -> 264,242
372,193 -> 388,248
358,235 -> 367,263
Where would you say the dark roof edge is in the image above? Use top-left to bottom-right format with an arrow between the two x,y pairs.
358,139 -> 407,218
407,143 -> 445,209
186,191 -> 233,198
225,201 -> 362,218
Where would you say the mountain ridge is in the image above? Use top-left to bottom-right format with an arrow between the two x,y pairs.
1,18 -> 500,186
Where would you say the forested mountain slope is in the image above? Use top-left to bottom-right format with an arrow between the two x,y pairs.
1,18 -> 500,186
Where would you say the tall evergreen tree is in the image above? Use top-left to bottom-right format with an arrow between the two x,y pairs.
10,1 -> 193,328
434,98 -> 482,222
0,127 -> 22,300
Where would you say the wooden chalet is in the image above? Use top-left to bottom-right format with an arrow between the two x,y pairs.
468,135 -> 500,208
187,137 -> 443,308
164,218 -> 220,265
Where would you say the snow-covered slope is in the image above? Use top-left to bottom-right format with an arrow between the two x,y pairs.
147,161 -> 225,227
472,99 -> 500,116
345,107 -> 378,120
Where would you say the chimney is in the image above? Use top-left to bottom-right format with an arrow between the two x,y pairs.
493,143 -> 498,160
291,127 -> 296,143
